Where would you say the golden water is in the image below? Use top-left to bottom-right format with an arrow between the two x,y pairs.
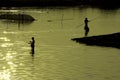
0,7 -> 120,80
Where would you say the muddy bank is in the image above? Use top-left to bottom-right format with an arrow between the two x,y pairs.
72,32 -> 120,49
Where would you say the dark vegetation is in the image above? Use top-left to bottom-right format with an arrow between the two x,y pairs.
0,0 -> 119,8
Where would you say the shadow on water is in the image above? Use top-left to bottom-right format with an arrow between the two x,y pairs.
1,19 -> 34,30
1,19 -> 34,24
1,19 -> 34,25
30,49 -> 35,57
0,12 -> 35,29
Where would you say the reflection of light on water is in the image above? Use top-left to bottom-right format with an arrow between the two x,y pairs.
0,36 -> 12,47
3,31 -> 17,34
5,52 -> 18,69
0,70 -> 11,80
0,37 -> 10,41
0,10 -> 19,13
0,50 -> 17,80
1,43 -> 13,47
6,53 -> 13,60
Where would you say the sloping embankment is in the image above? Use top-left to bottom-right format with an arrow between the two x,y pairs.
72,32 -> 120,49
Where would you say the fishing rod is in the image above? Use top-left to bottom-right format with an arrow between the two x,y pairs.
76,23 -> 84,28
75,16 -> 100,28
47,18 -> 73,22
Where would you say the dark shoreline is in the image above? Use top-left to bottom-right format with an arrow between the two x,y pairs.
0,0 -> 120,9
72,32 -> 120,49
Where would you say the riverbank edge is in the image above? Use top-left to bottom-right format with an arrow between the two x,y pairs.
71,32 -> 120,49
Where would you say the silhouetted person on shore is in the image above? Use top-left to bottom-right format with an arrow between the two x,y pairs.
84,18 -> 90,37
29,37 -> 35,56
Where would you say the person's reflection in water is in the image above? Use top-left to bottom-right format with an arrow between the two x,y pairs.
84,18 -> 90,37
29,37 -> 35,57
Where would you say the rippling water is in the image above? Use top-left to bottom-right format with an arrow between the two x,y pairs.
0,7 -> 120,80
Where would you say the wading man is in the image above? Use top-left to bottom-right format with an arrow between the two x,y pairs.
84,18 -> 90,37
29,37 -> 35,56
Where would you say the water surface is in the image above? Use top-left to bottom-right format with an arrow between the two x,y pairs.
0,7 -> 120,80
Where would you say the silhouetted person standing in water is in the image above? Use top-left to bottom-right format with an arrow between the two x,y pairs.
29,37 -> 35,56
84,18 -> 90,37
